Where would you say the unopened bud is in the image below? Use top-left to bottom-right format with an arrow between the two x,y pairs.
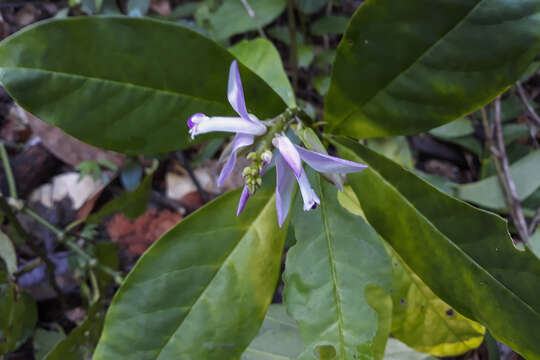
261,150 -> 272,165
247,152 -> 257,160
242,167 -> 251,177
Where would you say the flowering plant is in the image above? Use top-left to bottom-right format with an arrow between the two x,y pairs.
0,1 -> 539,360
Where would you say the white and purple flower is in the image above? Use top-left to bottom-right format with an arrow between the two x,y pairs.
187,60 -> 267,188
188,60 -> 367,227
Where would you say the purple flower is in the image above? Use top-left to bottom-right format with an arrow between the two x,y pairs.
187,60 -> 267,188
272,135 -> 367,227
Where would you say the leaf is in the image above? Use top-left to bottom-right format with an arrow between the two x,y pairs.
389,247 -> 485,356
241,304 -> 305,360
267,26 -> 304,46
120,160 -> 143,191
310,15 -> 349,36
313,75 -> 330,96
298,44 -> 315,69
456,150 -> 540,209
530,228 -> 540,259
87,169 -> 154,224
365,137 -> 413,169
44,301 -> 106,360
33,328 -> 65,360
284,174 -> 392,360
230,38 -> 296,107
94,179 -> 287,359
0,17 -> 286,155
296,0 -> 327,14
0,231 -> 16,276
383,339 -> 436,360
334,137 -> 540,360
326,0 -> 540,138
207,0 -> 286,41
0,283 -> 37,354
429,118 -> 474,139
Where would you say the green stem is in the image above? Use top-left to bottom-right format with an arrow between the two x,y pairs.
286,0 -> 299,89
0,142 -> 17,198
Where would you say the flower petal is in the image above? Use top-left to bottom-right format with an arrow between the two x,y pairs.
228,60 -> 250,120
273,135 -> 302,178
295,145 -> 367,174
276,155 -> 296,227
297,168 -> 320,211
218,133 -> 254,188
190,116 -> 266,139
237,186 -> 250,216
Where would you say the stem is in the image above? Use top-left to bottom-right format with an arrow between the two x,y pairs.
286,0 -> 299,89
516,81 -> 540,128
240,0 -> 266,38
0,196 -> 65,301
0,142 -> 17,199
13,201 -> 124,285
482,100 -> 529,244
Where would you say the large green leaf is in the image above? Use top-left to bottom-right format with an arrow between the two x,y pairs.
0,17 -> 286,155
284,174 -> 392,360
94,180 -> 287,359
389,247 -> 485,356
325,0 -> 540,138
241,304 -> 304,360
229,38 -> 296,107
334,138 -> 540,360
0,231 -> 16,276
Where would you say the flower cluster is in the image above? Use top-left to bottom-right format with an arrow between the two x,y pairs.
188,60 -> 367,226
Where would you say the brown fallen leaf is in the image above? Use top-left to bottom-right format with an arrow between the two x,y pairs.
106,209 -> 182,256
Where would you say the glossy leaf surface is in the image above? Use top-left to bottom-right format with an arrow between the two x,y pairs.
0,17 -> 285,154
390,247 -> 485,356
0,231 -> 16,276
284,174 -> 392,360
94,181 -> 287,359
334,138 -> 540,360
242,304 -> 304,360
326,0 -> 540,138
230,38 -> 295,107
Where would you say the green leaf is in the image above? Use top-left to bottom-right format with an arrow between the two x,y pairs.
0,231 -> 16,276
326,0 -> 540,138
298,44 -> 315,69
44,301 -> 106,360
383,339 -> 436,360
530,228 -> 540,259
33,328 -> 65,360
267,26 -> 305,45
456,150 -> 540,209
94,179 -> 287,359
0,283 -> 37,354
429,118 -> 474,139
365,137 -> 413,169
0,17 -> 286,155
241,304 -> 304,360
310,15 -> 349,36
207,0 -> 286,41
230,38 -> 296,107
334,138 -> 540,360
87,169 -> 153,224
390,247 -> 485,356
296,0 -> 327,14
313,75 -> 330,96
284,174 -> 392,360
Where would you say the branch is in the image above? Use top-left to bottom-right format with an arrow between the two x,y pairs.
516,81 -> 540,128
484,99 -> 530,244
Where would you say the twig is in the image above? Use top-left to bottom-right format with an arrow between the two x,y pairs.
516,81 -> 540,128
21,206 -> 123,284
286,0 -> 299,89
0,142 -> 17,199
482,99 -> 530,244
175,151 -> 209,202
529,209 -> 540,236
240,0 -> 266,38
